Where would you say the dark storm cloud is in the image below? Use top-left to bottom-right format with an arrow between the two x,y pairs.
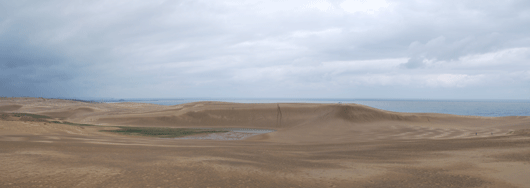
1,0 -> 529,99
0,29 -> 76,97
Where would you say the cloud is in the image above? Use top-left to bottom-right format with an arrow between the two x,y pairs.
340,0 -> 391,14
456,48 -> 530,69
422,74 -> 484,88
400,57 -> 425,69
291,28 -> 343,38
1,0 -> 529,99
303,0 -> 336,12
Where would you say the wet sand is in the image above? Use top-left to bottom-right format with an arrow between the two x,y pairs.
1,98 -> 530,187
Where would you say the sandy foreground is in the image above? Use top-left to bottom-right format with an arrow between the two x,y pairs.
1,98 -> 530,188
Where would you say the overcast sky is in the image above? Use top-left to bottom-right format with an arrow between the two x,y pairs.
1,0 -> 529,99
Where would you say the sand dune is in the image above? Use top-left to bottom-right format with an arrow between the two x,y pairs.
40,107 -> 97,119
1,98 -> 530,187
88,102 -> 528,143
0,104 -> 22,111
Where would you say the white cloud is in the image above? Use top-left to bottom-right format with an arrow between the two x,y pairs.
226,55 -> 501,89
291,28 -> 342,38
340,0 -> 390,14
302,0 -> 335,12
231,58 -> 406,82
407,47 -> 530,70
422,74 -> 484,88
341,73 -> 485,88
457,48 -> 530,68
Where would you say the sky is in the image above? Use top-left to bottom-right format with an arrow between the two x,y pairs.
1,0 -> 530,99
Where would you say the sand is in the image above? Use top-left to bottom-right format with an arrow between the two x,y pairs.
1,98 -> 530,187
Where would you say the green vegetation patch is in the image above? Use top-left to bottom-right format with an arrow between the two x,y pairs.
51,121 -> 96,126
0,113 -> 9,119
100,127 -> 228,138
12,113 -> 51,119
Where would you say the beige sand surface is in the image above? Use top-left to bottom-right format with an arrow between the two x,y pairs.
1,98 -> 529,187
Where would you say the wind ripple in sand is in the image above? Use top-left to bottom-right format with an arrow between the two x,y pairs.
382,125 -> 506,140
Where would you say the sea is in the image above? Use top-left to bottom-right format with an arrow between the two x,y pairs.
87,98 -> 530,117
